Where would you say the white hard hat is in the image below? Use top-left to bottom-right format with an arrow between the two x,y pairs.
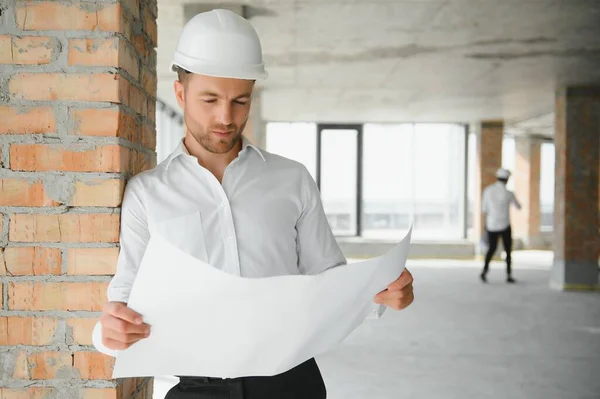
171,9 -> 268,80
496,168 -> 511,179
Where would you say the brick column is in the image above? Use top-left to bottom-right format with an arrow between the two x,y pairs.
473,121 -> 504,240
551,86 -> 600,291
0,0 -> 157,397
512,136 -> 542,248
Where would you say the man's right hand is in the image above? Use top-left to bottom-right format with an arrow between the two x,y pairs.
100,302 -> 151,350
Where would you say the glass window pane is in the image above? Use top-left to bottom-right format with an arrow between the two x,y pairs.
362,123 -> 466,240
413,124 -> 466,239
266,123 -> 317,179
502,137 -> 516,190
362,124 -> 414,239
320,129 -> 358,236
540,142 -> 555,230
467,132 -> 477,239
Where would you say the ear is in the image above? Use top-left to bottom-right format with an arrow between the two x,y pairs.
174,80 -> 185,109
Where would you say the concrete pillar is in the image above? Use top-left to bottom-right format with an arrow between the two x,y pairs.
243,88 -> 267,148
512,136 -> 542,248
551,86 -> 600,291
0,0 -> 157,397
473,121 -> 504,240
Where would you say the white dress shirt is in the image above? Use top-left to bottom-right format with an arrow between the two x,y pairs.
107,136 -> 346,303
482,181 -> 521,232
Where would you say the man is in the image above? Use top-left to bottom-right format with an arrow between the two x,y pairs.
480,168 -> 521,284
97,9 -> 414,399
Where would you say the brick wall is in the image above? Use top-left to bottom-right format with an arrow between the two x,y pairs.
552,86 -> 600,289
0,0 -> 157,397
472,121 -> 503,240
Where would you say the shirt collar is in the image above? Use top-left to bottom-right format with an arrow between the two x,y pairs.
164,135 -> 266,170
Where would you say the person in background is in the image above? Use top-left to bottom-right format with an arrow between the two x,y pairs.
480,168 -> 521,283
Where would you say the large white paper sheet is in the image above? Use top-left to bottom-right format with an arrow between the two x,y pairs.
112,227 -> 412,379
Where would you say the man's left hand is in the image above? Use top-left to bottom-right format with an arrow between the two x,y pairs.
374,269 -> 414,311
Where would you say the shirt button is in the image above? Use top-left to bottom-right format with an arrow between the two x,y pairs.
227,237 -> 233,244
220,201 -> 226,208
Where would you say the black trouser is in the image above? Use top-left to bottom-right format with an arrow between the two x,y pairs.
164,358 -> 327,399
482,226 -> 513,276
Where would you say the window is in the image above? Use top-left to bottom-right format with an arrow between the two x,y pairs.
362,124 -> 413,239
265,123 -> 317,179
540,142 -> 555,230
267,122 -> 467,240
362,124 -> 466,240
502,137 -> 516,191
320,128 -> 359,236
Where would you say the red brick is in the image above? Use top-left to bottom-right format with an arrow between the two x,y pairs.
68,38 -> 117,66
68,38 -> 138,80
66,318 -> 99,345
82,388 -> 118,399
72,179 -> 125,207
0,316 -> 6,344
0,387 -> 58,399
9,73 -> 123,102
67,247 -> 119,275
144,8 -> 157,47
11,351 -> 29,379
141,67 -> 156,96
122,0 -> 140,19
141,124 -> 156,151
73,352 -> 115,379
10,144 -> 128,172
16,2 -> 121,32
8,282 -> 108,311
147,98 -> 156,124
128,84 -> 146,115
29,352 -> 73,379
131,34 -> 148,59
118,378 -> 138,399
4,247 -> 62,275
0,35 -> 54,65
0,107 -> 55,134
0,179 -> 61,206
9,213 -> 120,243
130,150 -> 154,175
0,317 -> 59,345
69,108 -> 137,142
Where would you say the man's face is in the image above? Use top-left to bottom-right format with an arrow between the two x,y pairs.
174,73 -> 255,154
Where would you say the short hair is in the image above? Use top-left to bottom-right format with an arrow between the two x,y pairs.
172,65 -> 191,84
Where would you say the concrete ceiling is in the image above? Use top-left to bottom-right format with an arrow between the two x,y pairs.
156,0 -> 600,137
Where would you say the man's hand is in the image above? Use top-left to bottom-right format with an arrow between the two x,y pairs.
374,269 -> 414,311
100,302 -> 151,350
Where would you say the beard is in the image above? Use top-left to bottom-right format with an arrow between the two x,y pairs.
185,114 -> 248,155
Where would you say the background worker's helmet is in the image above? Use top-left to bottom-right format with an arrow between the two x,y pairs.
495,168 -> 511,179
171,9 -> 268,80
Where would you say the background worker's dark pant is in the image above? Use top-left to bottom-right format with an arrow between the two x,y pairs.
483,226 -> 513,276
164,358 -> 327,399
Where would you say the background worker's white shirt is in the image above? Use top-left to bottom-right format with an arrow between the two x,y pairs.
482,181 -> 521,232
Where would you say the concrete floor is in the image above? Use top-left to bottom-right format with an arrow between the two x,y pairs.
153,252 -> 600,399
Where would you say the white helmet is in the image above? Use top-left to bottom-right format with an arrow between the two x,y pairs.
496,168 -> 511,179
171,9 -> 268,80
